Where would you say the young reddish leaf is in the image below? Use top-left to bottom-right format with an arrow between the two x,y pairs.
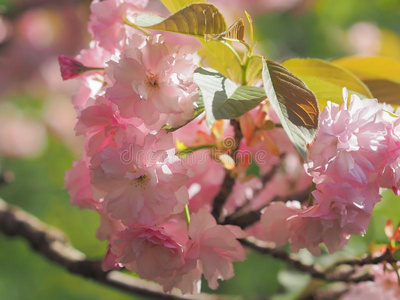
206,19 -> 245,42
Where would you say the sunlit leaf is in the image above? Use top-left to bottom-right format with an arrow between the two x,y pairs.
159,0 -> 242,83
197,42 -> 242,82
206,19 -> 245,42
380,29 -> 400,61
333,56 -> 400,83
129,3 -> 226,37
246,55 -> 263,85
161,0 -> 206,13
245,11 -> 254,50
193,67 -> 266,126
363,79 -> 400,105
262,58 -> 319,159
283,58 -> 373,107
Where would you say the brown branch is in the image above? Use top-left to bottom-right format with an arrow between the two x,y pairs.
212,119 -> 242,222
223,187 -> 310,229
0,198 -> 233,300
240,237 -> 374,283
326,249 -> 395,272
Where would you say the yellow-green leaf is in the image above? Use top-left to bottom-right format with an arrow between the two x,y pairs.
130,3 -> 226,37
262,58 -> 319,159
294,76 -> 344,107
161,0 -> 206,13
244,11 -> 254,50
160,0 -> 242,84
198,41 -> 242,82
379,29 -> 400,61
206,19 -> 245,42
283,58 -> 373,107
363,79 -> 400,105
333,56 -> 400,83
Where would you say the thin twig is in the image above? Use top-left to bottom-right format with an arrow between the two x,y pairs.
240,237 -> 374,283
0,198 -> 232,300
325,249 -> 394,273
211,119 -> 242,222
223,186 -> 310,229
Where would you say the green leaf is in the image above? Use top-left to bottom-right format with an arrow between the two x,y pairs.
129,3 -> 226,37
159,0 -> 242,85
282,58 -> 373,108
193,67 -> 266,126
161,0 -> 206,13
262,58 -> 319,160
214,86 -> 266,119
246,159 -> 261,177
394,249 -> 400,261
197,41 -> 242,82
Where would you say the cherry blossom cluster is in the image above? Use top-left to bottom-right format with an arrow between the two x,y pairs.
60,0 -> 400,295
61,0 -> 250,293
261,90 -> 400,254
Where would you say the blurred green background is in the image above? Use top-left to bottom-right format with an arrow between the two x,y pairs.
0,0 -> 399,299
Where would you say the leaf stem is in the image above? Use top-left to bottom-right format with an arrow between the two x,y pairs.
123,15 -> 151,36
84,67 -> 105,72
184,205 -> 191,229
176,144 -> 217,158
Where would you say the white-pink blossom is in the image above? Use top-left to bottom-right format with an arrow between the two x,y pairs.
109,225 -> 185,280
187,209 -> 246,289
106,34 -> 199,128
91,129 -> 189,225
89,0 -> 148,53
307,90 -> 390,187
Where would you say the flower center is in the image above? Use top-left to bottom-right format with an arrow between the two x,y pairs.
146,73 -> 159,91
131,174 -> 150,189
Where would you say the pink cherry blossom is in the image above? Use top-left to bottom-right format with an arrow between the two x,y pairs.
96,211 -> 126,241
91,129 -> 189,225
58,55 -> 86,80
109,225 -> 185,280
106,34 -> 199,127
71,42 -> 110,111
102,245 -> 122,271
261,201 -> 301,246
306,90 -> 390,187
89,0 -> 148,53
75,95 -> 142,156
343,264 -> 400,300
261,181 -> 380,254
64,157 -> 102,210
187,209 -> 246,289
